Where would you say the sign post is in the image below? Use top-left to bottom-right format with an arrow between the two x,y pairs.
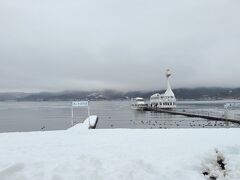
71,101 -> 90,127
71,106 -> 74,126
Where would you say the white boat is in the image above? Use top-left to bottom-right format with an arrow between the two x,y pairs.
150,69 -> 176,109
131,97 -> 148,110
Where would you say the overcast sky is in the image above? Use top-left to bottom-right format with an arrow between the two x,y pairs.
0,0 -> 239,92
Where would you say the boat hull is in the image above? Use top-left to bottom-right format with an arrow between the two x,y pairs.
131,104 -> 148,111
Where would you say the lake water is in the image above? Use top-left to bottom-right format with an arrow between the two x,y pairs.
0,101 -> 239,133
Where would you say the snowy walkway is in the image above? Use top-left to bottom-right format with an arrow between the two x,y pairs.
0,117 -> 239,180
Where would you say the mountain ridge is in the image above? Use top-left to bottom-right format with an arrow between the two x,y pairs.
0,87 -> 240,101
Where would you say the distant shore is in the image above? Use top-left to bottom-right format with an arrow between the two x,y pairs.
0,87 -> 240,101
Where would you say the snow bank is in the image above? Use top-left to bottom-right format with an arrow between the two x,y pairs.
69,115 -> 98,131
0,118 -> 239,180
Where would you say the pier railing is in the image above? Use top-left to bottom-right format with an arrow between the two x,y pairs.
146,107 -> 240,124
179,109 -> 224,119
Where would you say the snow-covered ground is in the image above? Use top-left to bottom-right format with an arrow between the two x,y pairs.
0,117 -> 239,180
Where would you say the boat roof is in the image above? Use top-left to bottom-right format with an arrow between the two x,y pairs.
150,93 -> 164,97
150,92 -> 175,98
135,97 -> 144,100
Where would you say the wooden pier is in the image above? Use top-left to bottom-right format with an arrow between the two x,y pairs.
145,107 -> 240,124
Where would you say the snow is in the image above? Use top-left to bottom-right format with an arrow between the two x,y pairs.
0,117 -> 239,180
69,115 -> 98,130
88,115 -> 98,128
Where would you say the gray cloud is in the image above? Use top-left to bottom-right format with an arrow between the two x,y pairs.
0,0 -> 240,92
